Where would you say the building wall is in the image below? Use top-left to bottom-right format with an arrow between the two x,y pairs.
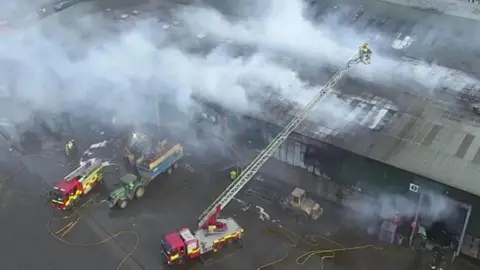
232,115 -> 480,236
210,101 -> 480,257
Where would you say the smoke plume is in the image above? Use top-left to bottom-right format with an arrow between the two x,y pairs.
180,0 -> 479,94
0,0 -> 476,144
0,0 -> 471,231
0,0 -> 363,134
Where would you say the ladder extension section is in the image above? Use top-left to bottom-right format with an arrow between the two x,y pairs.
197,51 -> 366,229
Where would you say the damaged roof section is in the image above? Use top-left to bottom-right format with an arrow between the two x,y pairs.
250,87 -> 397,150
250,86 -> 480,197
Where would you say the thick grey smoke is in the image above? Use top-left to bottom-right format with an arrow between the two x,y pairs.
176,0 -> 471,230
348,191 -> 456,221
0,0 -> 466,231
341,188 -> 462,236
180,0 -> 479,94
0,0 -> 357,132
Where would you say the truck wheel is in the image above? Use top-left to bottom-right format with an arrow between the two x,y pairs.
117,199 -> 128,209
134,186 -> 145,199
167,167 -> 173,174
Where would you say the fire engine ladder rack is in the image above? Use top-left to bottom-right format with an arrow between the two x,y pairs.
64,158 -> 101,181
197,49 -> 369,229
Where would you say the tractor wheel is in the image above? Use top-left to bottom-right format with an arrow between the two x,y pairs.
167,167 -> 173,174
173,163 -> 178,169
134,186 -> 145,199
117,199 -> 128,209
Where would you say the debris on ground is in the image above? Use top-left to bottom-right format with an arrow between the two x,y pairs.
184,164 -> 194,172
256,206 -> 270,221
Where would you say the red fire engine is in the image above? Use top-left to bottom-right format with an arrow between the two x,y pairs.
50,158 -> 105,210
160,51 -> 367,265
161,204 -> 244,265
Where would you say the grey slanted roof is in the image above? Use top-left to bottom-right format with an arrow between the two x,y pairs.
369,91 -> 480,196
251,86 -> 480,197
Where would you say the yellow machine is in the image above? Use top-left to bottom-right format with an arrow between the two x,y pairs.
282,187 -> 323,220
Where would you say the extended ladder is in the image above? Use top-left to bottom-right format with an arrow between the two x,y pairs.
197,49 -> 369,229
64,158 -> 103,182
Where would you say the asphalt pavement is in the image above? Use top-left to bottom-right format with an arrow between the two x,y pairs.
0,112 -> 289,270
0,108 -> 395,270
2,108 -> 479,270
0,150 -> 132,270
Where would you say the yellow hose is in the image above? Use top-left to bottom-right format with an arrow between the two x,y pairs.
256,217 -> 382,269
1,153 -> 140,270
296,244 -> 383,265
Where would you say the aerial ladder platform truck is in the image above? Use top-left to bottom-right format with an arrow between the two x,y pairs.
159,45 -> 372,265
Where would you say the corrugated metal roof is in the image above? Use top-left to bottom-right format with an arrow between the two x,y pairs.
249,86 -> 480,197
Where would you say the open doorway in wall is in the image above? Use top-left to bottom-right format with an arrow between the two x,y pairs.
413,191 -> 471,261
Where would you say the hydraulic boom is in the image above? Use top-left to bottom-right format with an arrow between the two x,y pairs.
198,47 -> 371,230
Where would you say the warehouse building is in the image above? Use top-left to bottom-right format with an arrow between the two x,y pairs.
200,85 -> 480,259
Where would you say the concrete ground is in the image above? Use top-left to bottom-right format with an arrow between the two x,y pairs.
237,174 -> 419,270
0,114 -> 295,270
0,152 -> 128,270
4,123 -> 480,270
228,133 -> 480,270
0,116 -> 419,270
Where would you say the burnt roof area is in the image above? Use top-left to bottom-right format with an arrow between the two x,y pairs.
243,78 -> 480,197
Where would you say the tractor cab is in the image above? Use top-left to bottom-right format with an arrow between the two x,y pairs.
106,173 -> 140,209
285,187 -> 323,220
161,232 -> 186,265
290,187 -> 306,207
119,173 -> 137,188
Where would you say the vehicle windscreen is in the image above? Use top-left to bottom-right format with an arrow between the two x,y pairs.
160,239 -> 172,254
50,189 -> 66,201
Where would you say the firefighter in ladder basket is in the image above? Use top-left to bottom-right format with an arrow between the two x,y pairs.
360,42 -> 372,64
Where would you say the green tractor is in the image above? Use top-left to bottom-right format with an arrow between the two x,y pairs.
107,173 -> 146,209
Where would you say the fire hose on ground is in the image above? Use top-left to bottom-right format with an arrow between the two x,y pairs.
0,153 -> 139,270
256,221 -> 382,270
244,187 -> 382,270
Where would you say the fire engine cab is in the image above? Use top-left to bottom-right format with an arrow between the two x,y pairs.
161,206 -> 243,265
50,158 -> 104,210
